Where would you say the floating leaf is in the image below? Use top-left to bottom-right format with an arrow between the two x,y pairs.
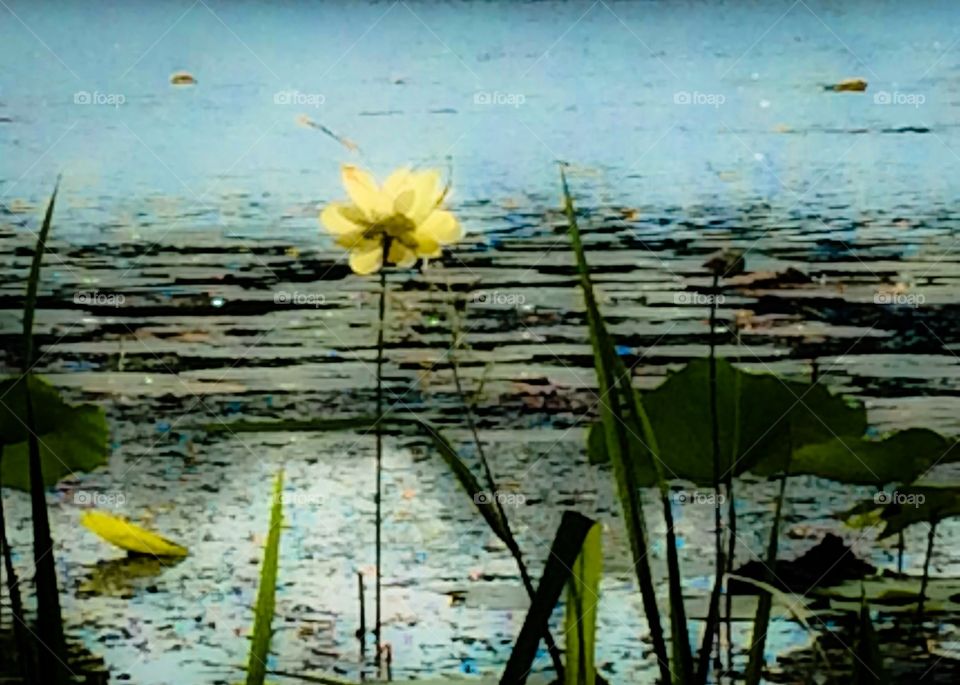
0,375 -> 109,491
588,359 -> 866,485
80,510 -> 188,557
878,486 -> 960,538
565,521 -> 602,685
790,429 -> 957,486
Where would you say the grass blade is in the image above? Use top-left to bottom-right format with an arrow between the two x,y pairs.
501,511 -> 597,685
24,181 -> 68,683
565,521 -> 602,685
852,593 -> 887,685
561,166 -> 686,683
245,469 -> 285,685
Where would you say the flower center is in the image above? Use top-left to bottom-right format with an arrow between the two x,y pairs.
365,214 -> 418,248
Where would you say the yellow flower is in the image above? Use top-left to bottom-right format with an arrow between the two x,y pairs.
320,165 -> 463,275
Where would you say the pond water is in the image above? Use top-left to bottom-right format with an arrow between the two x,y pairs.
2,0 -> 960,683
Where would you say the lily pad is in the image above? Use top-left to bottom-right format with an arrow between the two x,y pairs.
588,359 -> 866,486
878,486 -> 960,538
790,428 -> 958,486
0,375 -> 110,491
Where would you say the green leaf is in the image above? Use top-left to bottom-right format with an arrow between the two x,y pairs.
790,429 -> 957,485
0,376 -> 109,490
565,522 -> 602,685
878,486 -> 960,538
561,167 -> 674,683
246,469 -> 284,685
501,511 -> 597,685
588,359 -> 867,485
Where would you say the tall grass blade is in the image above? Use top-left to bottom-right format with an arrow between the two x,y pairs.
0,446 -> 36,683
501,511 -> 597,685
561,166 -> 688,683
245,469 -> 285,685
565,521 -> 602,685
23,181 -> 67,684
852,594 -> 887,685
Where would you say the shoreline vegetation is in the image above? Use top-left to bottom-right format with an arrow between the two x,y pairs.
1,171 -> 958,685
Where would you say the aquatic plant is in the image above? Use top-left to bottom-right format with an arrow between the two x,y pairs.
245,469 -> 285,685
0,183 -> 110,685
501,511 -> 600,684
320,165 -> 462,674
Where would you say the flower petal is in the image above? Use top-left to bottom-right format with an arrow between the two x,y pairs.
387,241 -> 417,269
383,168 -> 413,198
320,202 -> 364,235
407,169 -> 443,222
348,242 -> 384,275
416,210 -> 463,245
342,165 -> 390,219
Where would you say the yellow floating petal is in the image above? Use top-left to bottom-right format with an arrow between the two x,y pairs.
348,242 -> 384,275
81,510 -> 189,557
416,209 -> 463,244
342,165 -> 390,219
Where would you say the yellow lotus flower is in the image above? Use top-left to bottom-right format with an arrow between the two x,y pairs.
320,165 -> 463,275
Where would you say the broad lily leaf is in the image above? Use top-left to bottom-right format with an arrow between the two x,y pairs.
588,359 -> 866,486
0,375 -> 110,491
80,510 -> 189,557
790,428 -> 957,485
878,486 -> 960,538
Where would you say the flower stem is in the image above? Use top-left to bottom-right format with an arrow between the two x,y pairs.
374,240 -> 389,676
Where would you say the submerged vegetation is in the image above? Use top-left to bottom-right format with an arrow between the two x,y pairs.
2,169 -> 960,685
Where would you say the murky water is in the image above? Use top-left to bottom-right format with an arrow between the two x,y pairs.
2,0 -> 960,683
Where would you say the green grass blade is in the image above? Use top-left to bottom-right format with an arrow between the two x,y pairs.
245,469 -> 285,685
501,511 -> 597,685
560,166 -> 678,683
852,594 -> 887,685
24,181 -> 68,684
565,521 -> 602,685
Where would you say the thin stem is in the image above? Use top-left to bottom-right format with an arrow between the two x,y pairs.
918,520 -> 937,621
374,241 -> 389,674
708,273 -> 725,675
897,532 -> 905,575
0,447 -> 36,683
447,298 -> 565,679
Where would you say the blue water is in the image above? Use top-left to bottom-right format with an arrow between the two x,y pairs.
2,0 -> 958,242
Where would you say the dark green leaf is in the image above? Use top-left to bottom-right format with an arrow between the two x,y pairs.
501,511 -> 596,685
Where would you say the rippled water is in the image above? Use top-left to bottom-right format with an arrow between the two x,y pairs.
3,1 -> 960,683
